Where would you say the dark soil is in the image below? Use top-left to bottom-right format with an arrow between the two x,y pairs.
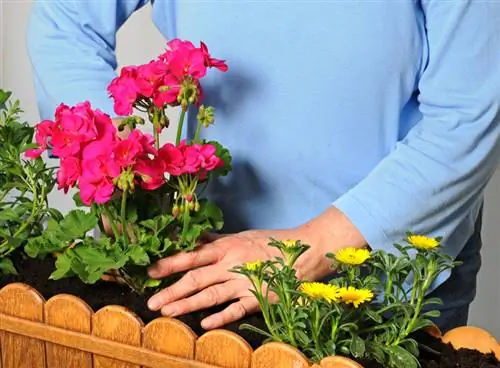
415,330 -> 500,368
1,256 -> 499,368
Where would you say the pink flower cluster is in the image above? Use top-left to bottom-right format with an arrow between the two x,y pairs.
27,102 -> 225,205
159,141 -> 224,180
25,102 -> 164,205
108,39 -> 227,116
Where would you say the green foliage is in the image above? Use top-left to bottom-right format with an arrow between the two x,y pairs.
236,236 -> 457,367
25,109 -> 230,294
0,89 -> 59,275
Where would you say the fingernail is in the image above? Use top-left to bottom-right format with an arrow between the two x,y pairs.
162,305 -> 178,317
147,297 -> 161,311
201,318 -> 214,330
148,266 -> 160,278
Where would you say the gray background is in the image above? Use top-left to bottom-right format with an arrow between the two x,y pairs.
1,1 -> 498,337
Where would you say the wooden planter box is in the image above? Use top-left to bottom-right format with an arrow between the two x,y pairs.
0,282 -> 317,368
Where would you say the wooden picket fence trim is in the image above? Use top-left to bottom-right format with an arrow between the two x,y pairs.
0,282 -> 321,368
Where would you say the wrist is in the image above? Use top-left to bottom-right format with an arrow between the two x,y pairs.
294,206 -> 367,281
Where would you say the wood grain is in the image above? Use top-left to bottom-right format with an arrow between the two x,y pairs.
143,317 -> 196,359
0,283 -> 46,368
251,342 -> 310,368
92,305 -> 143,368
0,313 -> 215,368
44,294 -> 93,368
196,329 -> 252,368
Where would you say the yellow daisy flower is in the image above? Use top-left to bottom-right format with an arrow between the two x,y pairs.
335,247 -> 371,265
407,234 -> 440,250
299,282 -> 340,302
338,286 -> 373,308
244,260 -> 263,272
282,239 -> 299,249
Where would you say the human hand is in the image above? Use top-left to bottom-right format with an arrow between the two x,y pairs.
146,206 -> 367,329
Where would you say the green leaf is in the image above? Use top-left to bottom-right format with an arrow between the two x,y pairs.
59,210 -> 98,239
47,208 -> 64,222
0,90 -> 12,105
364,308 -> 383,324
144,278 -> 162,288
140,214 -> 174,235
422,310 -> 441,318
409,318 -> 434,334
239,323 -> 273,339
423,297 -> 443,306
349,335 -> 366,358
72,192 -> 85,207
400,338 -> 419,357
387,346 -> 419,368
194,200 -> 223,230
128,246 -> 150,266
49,253 -> 73,280
0,258 -> 17,275
0,208 -> 20,221
24,235 -> 64,258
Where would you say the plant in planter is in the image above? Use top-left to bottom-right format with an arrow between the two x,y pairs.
0,89 -> 60,276
233,234 -> 468,368
23,39 -> 232,293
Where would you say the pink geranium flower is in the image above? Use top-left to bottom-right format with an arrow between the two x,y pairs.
57,156 -> 81,193
136,61 -> 168,98
153,73 -> 182,108
134,157 -> 165,190
50,126 -> 82,158
114,139 -> 143,168
200,42 -> 228,72
79,176 -> 115,205
158,143 -> 184,176
108,66 -> 140,116
57,102 -> 98,142
25,120 -> 55,158
169,46 -> 207,79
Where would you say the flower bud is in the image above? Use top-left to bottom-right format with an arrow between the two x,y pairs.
197,105 -> 215,128
185,193 -> 193,202
194,202 -> 200,212
179,204 -> 185,213
172,204 -> 180,217
188,201 -> 195,210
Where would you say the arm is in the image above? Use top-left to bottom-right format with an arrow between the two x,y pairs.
27,0 -> 150,119
334,1 -> 500,260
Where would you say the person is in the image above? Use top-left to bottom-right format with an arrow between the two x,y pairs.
26,1 -> 500,332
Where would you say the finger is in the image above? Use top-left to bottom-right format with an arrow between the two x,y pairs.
147,264 -> 227,310
148,244 -> 220,279
160,280 -> 241,317
200,232 -> 229,243
201,297 -> 259,330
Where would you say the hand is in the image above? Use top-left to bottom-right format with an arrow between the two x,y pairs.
146,206 -> 367,329
146,229 -> 285,329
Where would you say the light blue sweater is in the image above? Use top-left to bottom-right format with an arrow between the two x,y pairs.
27,1 -> 500,289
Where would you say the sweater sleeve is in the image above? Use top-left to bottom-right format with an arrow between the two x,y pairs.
334,1 -> 500,260
26,0 -> 150,119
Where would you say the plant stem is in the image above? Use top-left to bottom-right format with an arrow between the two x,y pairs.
384,275 -> 393,303
312,303 -> 322,354
120,191 -> 129,247
102,206 -> 120,240
251,277 -> 282,342
152,108 -> 160,150
175,107 -> 187,145
194,119 -> 202,143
